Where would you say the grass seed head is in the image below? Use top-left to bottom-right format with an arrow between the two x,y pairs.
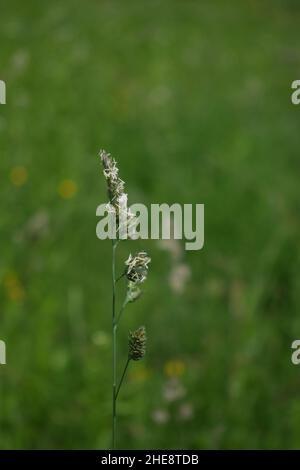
128,326 -> 147,361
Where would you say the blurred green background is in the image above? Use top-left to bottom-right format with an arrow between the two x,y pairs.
1,0 -> 300,450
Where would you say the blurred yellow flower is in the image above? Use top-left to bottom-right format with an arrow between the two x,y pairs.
8,284 -> 25,301
10,166 -> 28,186
3,271 -> 18,288
58,179 -> 78,199
3,271 -> 25,302
164,359 -> 186,378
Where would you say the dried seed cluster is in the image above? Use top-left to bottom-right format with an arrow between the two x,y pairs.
128,326 -> 147,361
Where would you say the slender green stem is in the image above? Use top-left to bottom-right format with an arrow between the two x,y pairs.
112,240 -> 117,449
116,358 -> 130,400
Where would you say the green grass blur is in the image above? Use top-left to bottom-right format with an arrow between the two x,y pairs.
1,0 -> 300,449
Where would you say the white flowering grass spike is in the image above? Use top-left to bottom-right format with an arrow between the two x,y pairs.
98,150 -> 151,449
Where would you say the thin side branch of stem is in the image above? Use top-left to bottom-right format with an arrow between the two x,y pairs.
116,272 -> 125,283
116,358 -> 131,400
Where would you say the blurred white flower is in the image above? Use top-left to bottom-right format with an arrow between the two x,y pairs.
151,408 -> 170,425
158,238 -> 182,262
177,403 -> 194,421
169,263 -> 191,294
157,213 -> 191,294
163,378 -> 186,402
16,210 -> 49,242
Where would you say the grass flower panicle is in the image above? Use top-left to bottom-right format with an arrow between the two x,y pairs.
125,251 -> 151,284
99,149 -> 125,207
100,150 -> 137,238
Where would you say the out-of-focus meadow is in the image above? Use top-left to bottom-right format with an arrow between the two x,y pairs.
1,0 -> 300,449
